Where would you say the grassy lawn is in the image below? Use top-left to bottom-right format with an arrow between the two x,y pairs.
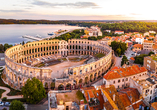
150,56 -> 157,61
0,89 -> 6,98
0,67 -> 3,69
34,63 -> 45,67
94,53 -> 105,58
58,58 -> 67,61
76,90 -> 87,104
68,57 -> 80,62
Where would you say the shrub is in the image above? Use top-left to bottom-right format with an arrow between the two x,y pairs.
2,97 -> 7,101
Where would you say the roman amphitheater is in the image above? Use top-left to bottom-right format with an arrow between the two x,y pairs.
2,39 -> 114,90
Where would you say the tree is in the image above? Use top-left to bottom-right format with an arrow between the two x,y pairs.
3,43 -> 13,51
22,77 -> 46,104
2,108 -> 7,110
121,55 -> 128,66
22,41 -> 25,45
110,41 -> 127,56
0,44 -> 4,52
9,100 -> 25,110
148,51 -> 154,56
134,54 -> 148,65
116,48 -> 121,56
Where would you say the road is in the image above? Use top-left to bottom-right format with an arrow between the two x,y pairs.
0,86 -> 23,99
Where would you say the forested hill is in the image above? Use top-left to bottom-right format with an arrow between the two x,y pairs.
2,19 -> 157,33
0,19 -> 70,24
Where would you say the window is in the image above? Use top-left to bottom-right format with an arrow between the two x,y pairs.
122,79 -> 124,82
113,81 -> 115,84
118,80 -> 120,83
126,78 -> 128,81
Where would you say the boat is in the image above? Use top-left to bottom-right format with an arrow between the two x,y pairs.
48,32 -> 54,35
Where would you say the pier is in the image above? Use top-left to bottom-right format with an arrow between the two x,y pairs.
22,35 -> 43,41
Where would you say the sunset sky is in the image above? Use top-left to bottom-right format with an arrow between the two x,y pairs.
1,0 -> 157,20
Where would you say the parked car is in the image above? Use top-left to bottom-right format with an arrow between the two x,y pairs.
0,101 -> 4,106
5,102 -> 10,106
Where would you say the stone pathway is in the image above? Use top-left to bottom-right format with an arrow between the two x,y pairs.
0,86 -> 23,99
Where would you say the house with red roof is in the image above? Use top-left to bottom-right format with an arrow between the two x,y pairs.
103,65 -> 147,89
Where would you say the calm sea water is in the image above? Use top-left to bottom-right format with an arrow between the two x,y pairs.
0,24 -> 81,45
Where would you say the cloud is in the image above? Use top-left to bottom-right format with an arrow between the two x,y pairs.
0,9 -> 27,13
130,13 -> 141,15
0,13 -> 135,20
32,0 -> 100,8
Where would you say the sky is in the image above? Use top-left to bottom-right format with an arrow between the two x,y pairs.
1,0 -> 157,20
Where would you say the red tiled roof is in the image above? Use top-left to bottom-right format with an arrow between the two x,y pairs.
103,65 -> 147,80
130,57 -> 135,61
132,100 -> 146,109
133,44 -> 143,48
151,102 -> 157,110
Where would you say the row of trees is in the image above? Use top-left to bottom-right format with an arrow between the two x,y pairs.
0,43 -> 13,53
110,41 -> 127,56
54,29 -> 85,41
68,21 -> 157,33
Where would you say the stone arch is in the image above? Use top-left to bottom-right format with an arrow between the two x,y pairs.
90,74 -> 93,82
58,84 -> 64,90
45,82 -> 48,88
94,73 -> 97,81
79,79 -> 83,84
66,83 -> 71,90
85,76 -> 88,84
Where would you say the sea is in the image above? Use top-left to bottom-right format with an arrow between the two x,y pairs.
0,24 -> 82,45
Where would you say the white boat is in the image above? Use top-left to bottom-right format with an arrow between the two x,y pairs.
48,32 -> 54,35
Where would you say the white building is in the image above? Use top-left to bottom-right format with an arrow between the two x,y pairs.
114,31 -> 124,35
144,32 -> 149,36
149,31 -> 156,34
105,30 -> 111,33
135,37 -> 144,44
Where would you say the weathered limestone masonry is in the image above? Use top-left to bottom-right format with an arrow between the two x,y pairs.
3,39 -> 113,90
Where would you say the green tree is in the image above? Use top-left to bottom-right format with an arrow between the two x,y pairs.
134,54 -> 148,65
0,44 -> 4,52
148,51 -> 154,56
110,41 -> 127,56
116,48 -> 121,56
9,100 -> 25,110
22,77 -> 46,104
22,41 -> 25,45
121,55 -> 128,66
3,43 -> 13,51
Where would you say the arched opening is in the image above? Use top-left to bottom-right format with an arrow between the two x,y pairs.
98,71 -> 101,77
85,77 -> 88,84
58,84 -> 64,90
45,82 -> 48,88
79,79 -> 83,88
94,73 -> 97,81
90,74 -> 93,82
66,83 -> 71,90
51,82 -> 55,89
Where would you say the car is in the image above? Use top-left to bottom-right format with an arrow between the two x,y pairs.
131,54 -> 134,55
0,101 -> 4,106
5,102 -> 10,106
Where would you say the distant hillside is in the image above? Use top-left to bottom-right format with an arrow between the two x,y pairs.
0,19 -> 70,24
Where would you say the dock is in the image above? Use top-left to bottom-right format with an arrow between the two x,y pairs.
22,35 -> 43,41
